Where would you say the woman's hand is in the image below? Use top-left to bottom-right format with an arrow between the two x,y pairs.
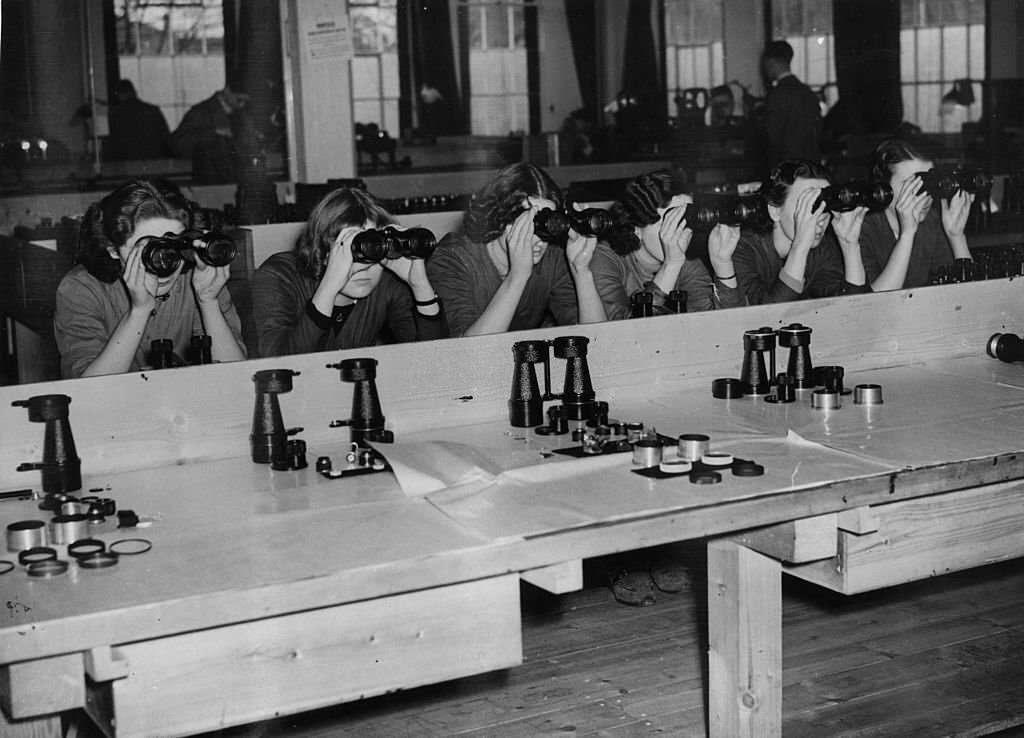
791,187 -> 827,251
121,245 -> 158,312
565,230 -> 597,274
707,223 -> 740,276
941,190 -> 975,238
320,226 -> 359,293
191,260 -> 231,304
503,206 -> 539,280
831,205 -> 868,251
383,255 -> 431,290
894,176 -> 932,235
657,204 -> 692,265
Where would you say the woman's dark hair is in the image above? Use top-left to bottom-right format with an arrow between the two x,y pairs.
462,163 -> 564,243
77,179 -> 193,283
604,170 -> 675,256
294,186 -> 393,281
752,159 -> 832,233
869,138 -> 932,183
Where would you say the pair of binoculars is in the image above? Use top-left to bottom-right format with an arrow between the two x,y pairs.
533,208 -> 613,244
684,196 -> 762,231
914,169 -> 993,200
350,226 -> 436,264
814,182 -> 894,213
139,230 -> 237,278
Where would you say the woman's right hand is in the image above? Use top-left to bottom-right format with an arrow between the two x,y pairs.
122,245 -> 158,312
657,203 -> 692,265
320,226 -> 359,293
708,223 -> 740,274
791,187 -> 827,251
894,176 -> 932,234
504,204 -> 539,280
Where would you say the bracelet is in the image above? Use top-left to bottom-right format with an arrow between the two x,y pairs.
414,295 -> 440,307
716,273 -> 736,281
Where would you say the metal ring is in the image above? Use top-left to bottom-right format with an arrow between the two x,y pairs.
701,452 -> 734,467
0,560 -> 14,576
659,458 -> 692,475
18,546 -> 57,565
27,559 -> 69,578
6,520 -> 48,552
77,551 -> 119,569
67,538 -> 106,560
108,538 -> 152,556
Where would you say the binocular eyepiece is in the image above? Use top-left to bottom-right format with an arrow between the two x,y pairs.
139,230 -> 237,278
683,196 -> 762,231
915,168 -> 994,200
350,226 -> 436,264
814,182 -> 894,213
533,208 -> 613,244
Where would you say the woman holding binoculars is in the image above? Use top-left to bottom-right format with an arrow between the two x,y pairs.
860,138 -> 975,291
427,162 -> 605,337
730,159 -> 871,304
591,169 -> 746,318
251,186 -> 448,357
53,179 -> 246,378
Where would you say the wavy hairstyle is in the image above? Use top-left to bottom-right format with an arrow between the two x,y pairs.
293,186 -> 393,281
869,138 -> 933,183
462,163 -> 564,244
751,159 -> 832,233
604,169 -> 676,256
77,179 -> 194,283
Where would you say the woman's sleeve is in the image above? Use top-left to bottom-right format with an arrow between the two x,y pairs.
426,241 -> 481,337
589,244 -> 631,321
251,259 -> 324,357
734,234 -> 801,304
53,277 -> 112,379
671,259 -> 715,312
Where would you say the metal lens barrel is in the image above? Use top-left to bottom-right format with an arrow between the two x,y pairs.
533,209 -> 572,244
351,230 -> 389,263
572,208 -> 612,238
195,233 -> 236,267
139,236 -> 183,278
389,226 -> 436,259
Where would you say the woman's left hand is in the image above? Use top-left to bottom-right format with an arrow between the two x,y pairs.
383,255 -> 430,289
566,231 -> 597,273
657,204 -> 692,264
941,190 -> 975,237
831,205 -> 868,250
192,260 -> 230,304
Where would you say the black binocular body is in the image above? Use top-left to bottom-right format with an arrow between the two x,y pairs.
684,195 -> 763,231
350,226 -> 436,264
814,182 -> 894,213
533,208 -> 613,244
914,169 -> 993,200
138,230 -> 237,278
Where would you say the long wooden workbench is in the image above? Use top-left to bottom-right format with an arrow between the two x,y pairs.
1,278 -> 1023,737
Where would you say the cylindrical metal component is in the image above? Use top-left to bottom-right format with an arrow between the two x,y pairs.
678,433 -> 710,462
12,394 -> 81,494
811,390 -> 842,410
778,323 -> 814,388
712,378 -> 744,399
659,458 -> 692,474
632,439 -> 663,467
509,340 -> 549,427
853,384 -> 884,405
701,452 -> 734,467
625,422 -> 645,444
48,513 -> 89,545
6,520 -> 47,552
553,336 -> 596,421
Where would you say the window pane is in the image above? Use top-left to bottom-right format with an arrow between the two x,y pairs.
512,5 -> 525,49
666,0 -> 691,46
485,5 -> 508,49
901,0 -> 917,27
940,0 -> 967,25
469,6 -> 484,49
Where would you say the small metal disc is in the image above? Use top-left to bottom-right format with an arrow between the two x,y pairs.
27,559 -> 69,578
690,470 -> 722,484
732,460 -> 765,477
77,551 -> 119,569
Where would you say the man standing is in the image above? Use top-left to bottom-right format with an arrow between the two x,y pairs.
170,84 -> 250,184
761,40 -> 821,167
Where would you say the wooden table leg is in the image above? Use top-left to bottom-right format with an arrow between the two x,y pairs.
707,538 -> 782,738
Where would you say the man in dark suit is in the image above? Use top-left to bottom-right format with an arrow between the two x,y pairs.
169,84 -> 250,184
761,40 -> 822,168
104,79 -> 171,161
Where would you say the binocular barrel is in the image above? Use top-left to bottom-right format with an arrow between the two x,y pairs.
915,169 -> 994,200
533,208 -> 613,244
350,226 -> 436,264
684,196 -> 762,231
139,230 -> 237,278
814,182 -> 894,213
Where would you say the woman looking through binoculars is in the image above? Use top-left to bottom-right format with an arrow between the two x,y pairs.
592,169 -> 746,318
251,187 -> 448,357
427,163 -> 606,337
860,138 -> 974,291
53,179 -> 246,378
731,159 -> 871,304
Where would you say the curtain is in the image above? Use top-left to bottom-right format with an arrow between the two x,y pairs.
408,0 -> 464,134
833,0 -> 902,134
564,0 -> 600,116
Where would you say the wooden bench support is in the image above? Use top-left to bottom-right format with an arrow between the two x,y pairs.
521,560 -> 583,594
708,539 -> 782,738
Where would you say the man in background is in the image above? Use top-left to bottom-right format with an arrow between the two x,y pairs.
170,84 -> 250,184
104,79 -> 170,161
761,40 -> 821,167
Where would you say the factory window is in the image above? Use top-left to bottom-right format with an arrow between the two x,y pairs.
349,0 -> 401,137
460,0 -> 532,135
900,0 -> 985,133
664,0 -> 725,120
115,0 -> 226,130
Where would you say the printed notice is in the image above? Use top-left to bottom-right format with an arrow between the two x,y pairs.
302,8 -> 352,62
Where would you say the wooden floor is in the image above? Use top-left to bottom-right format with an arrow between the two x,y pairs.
73,550 -> 1024,738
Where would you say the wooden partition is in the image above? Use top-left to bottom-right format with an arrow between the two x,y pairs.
1,279 -> 1020,491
